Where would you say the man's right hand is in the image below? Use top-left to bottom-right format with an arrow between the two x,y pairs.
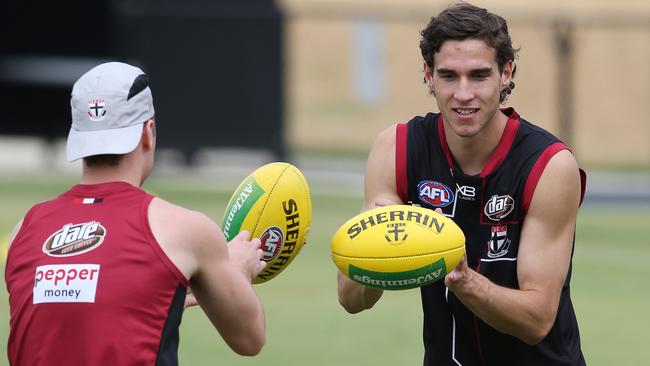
227,231 -> 266,282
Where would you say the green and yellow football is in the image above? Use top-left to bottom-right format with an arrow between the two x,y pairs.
222,162 -> 312,284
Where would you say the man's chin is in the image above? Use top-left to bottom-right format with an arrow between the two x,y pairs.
445,121 -> 480,138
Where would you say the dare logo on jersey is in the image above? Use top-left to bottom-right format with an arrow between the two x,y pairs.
484,194 -> 515,221
260,226 -> 284,262
43,221 -> 107,257
418,180 -> 454,208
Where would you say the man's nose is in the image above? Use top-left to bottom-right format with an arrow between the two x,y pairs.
453,78 -> 474,102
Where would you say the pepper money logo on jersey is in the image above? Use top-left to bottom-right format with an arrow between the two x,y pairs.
43,221 -> 107,257
33,264 -> 100,304
417,180 -> 454,208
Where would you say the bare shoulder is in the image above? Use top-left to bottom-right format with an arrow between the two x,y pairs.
148,197 -> 226,279
371,124 -> 397,150
7,218 -> 25,250
364,124 -> 403,209
529,149 -> 581,218
546,149 -> 579,174
366,124 -> 398,175
537,150 -> 580,197
149,197 -> 218,234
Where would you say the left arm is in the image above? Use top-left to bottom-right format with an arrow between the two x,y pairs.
445,150 -> 581,345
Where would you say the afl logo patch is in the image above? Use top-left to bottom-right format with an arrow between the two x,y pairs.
418,180 -> 454,208
260,226 -> 284,262
484,194 -> 515,221
43,221 -> 107,257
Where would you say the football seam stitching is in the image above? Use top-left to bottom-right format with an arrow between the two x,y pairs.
331,247 -> 464,260
251,162 -> 290,240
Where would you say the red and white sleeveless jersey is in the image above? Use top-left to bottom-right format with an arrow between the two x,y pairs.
5,182 -> 189,366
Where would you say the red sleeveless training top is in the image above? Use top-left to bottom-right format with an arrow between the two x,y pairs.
5,181 -> 189,366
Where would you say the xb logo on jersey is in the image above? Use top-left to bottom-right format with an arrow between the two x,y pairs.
456,184 -> 476,201
418,181 -> 454,208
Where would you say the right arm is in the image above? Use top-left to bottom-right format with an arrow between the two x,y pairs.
191,228 -> 266,356
149,199 -> 266,356
337,124 -> 404,313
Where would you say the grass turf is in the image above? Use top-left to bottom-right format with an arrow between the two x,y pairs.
0,175 -> 647,365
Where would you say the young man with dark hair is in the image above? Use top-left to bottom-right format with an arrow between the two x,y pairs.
337,3 -> 586,365
6,62 -> 267,365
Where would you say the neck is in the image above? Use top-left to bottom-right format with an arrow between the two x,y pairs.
80,157 -> 144,187
445,110 -> 509,176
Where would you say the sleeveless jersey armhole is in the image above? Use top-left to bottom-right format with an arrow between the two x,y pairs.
578,168 -> 587,206
141,195 -> 190,287
395,122 -> 408,203
7,201 -> 49,262
521,142 -> 586,215
5,201 -> 47,266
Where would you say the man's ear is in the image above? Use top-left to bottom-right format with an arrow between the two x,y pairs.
142,119 -> 156,150
501,60 -> 514,88
423,63 -> 436,96
423,63 -> 434,87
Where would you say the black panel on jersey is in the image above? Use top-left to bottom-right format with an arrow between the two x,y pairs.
156,284 -> 187,366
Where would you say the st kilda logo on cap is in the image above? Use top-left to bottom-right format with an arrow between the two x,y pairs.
87,98 -> 107,121
43,221 -> 107,257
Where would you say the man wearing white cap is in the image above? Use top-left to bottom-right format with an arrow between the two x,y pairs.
5,62 -> 267,365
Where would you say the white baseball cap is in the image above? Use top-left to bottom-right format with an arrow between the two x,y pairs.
66,62 -> 155,162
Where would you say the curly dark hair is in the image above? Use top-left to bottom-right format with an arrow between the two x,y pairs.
419,2 -> 519,103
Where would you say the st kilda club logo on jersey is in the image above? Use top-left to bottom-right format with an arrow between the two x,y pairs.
418,180 -> 454,208
88,98 -> 107,121
487,225 -> 511,258
43,221 -> 107,257
260,226 -> 284,262
484,194 -> 515,221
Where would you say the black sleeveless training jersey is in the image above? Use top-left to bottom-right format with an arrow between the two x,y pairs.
395,108 -> 586,366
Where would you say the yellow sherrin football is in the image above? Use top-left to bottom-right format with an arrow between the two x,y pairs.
331,205 -> 465,290
222,162 -> 312,284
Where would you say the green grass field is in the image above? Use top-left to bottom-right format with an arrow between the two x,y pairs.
0,173 -> 648,365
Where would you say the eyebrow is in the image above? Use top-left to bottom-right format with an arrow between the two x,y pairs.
435,68 -> 455,74
435,67 -> 493,74
471,67 -> 493,74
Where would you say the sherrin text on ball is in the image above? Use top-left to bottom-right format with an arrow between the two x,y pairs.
223,162 -> 312,284
331,205 -> 465,290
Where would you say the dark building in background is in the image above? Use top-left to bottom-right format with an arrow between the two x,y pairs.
0,0 -> 285,162
0,0 -> 114,142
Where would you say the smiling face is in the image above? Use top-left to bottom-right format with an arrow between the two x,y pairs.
425,38 -> 513,139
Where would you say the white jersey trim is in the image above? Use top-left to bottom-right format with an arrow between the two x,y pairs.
480,257 -> 517,262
